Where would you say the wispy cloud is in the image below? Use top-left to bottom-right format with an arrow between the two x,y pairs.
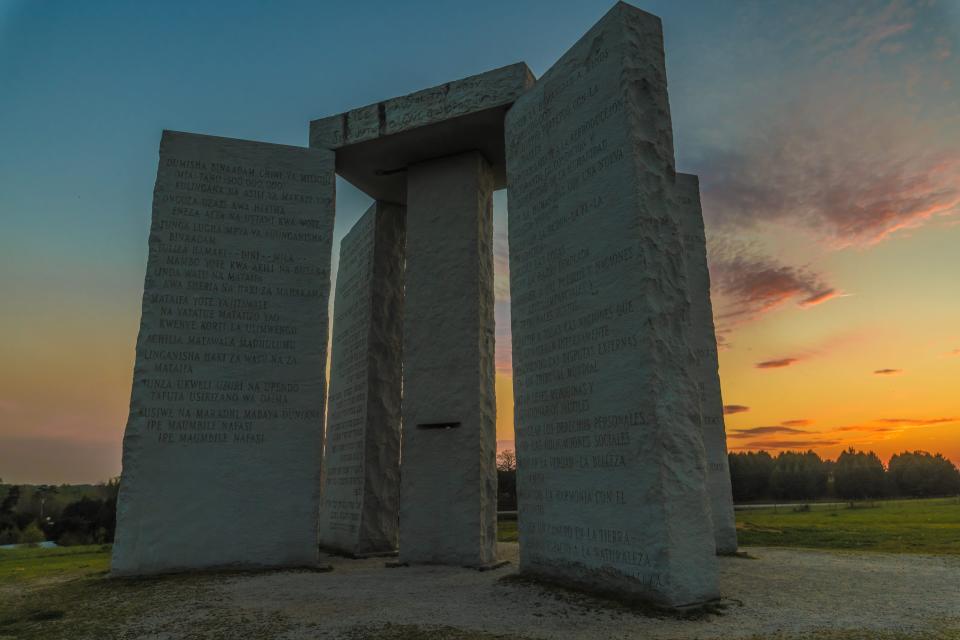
723,404 -> 750,415
817,417 -> 959,438
729,425 -> 809,438
873,368 -> 903,375
709,243 -> 839,328
782,419 -> 813,427
731,439 -> 841,450
756,357 -> 800,369
697,87 -> 960,249
877,417 -> 958,426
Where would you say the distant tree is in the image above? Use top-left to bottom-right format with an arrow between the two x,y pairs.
0,486 -> 21,543
17,522 -> 45,544
48,496 -> 116,545
0,486 -> 19,515
770,451 -> 827,500
888,451 -> 960,497
496,450 -> 517,472
496,450 -> 517,511
728,451 -> 775,501
833,449 -> 886,499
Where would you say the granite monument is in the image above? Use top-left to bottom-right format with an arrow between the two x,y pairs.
116,1 -> 734,608
318,201 -> 404,557
113,131 -> 335,575
504,3 -> 720,606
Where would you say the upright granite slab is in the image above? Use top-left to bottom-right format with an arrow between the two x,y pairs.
399,151 -> 498,567
319,201 -> 405,556
676,173 -> 737,554
113,131 -> 335,575
505,4 -> 719,606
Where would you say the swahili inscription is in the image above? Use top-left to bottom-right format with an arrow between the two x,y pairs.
112,130 -> 335,576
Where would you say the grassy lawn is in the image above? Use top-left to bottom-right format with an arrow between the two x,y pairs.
497,519 -> 518,542
496,497 -> 960,555
734,497 -> 960,554
0,544 -> 111,586
1,500 -> 957,638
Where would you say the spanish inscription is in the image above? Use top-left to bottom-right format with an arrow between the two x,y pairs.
505,5 -> 718,606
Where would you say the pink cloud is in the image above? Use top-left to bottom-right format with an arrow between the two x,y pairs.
709,245 -> 839,327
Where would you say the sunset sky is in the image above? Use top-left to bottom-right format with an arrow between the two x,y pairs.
1,0 -> 958,484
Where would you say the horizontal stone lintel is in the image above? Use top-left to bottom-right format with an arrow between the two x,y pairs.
308,62 -> 535,203
310,62 -> 534,149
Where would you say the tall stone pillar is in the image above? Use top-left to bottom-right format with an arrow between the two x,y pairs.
676,173 -> 737,554
113,131 -> 335,575
505,4 -> 719,607
399,151 -> 498,567
319,201 -> 405,556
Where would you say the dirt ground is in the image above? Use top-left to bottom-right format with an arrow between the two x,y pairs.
115,542 -> 960,639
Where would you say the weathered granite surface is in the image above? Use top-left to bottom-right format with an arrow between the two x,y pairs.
112,131 -> 335,576
399,151 -> 498,567
319,201 -> 404,556
676,173 -> 737,554
504,3 -> 719,606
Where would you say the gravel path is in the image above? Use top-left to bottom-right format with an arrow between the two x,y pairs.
193,543 -> 960,639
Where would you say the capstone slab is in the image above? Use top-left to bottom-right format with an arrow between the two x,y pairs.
399,151 -> 498,567
309,63 -> 535,203
319,201 -> 405,556
675,173 -> 737,554
113,130 -> 335,575
504,3 -> 719,606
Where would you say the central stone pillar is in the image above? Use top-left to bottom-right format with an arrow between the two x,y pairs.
399,151 -> 498,567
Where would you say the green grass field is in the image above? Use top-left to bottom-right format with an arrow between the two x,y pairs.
734,497 -> 960,555
1,498 -> 958,639
495,498 -> 960,555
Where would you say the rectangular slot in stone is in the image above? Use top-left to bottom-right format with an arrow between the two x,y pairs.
416,422 -> 462,430
399,151 -> 498,568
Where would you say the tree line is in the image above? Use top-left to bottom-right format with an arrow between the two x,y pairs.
496,448 -> 959,507
3,447 -> 957,546
728,449 -> 960,502
0,479 -> 118,546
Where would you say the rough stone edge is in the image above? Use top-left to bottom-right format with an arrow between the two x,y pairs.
675,172 -> 738,554
356,201 -> 405,555
317,203 -> 377,557
616,3 -> 719,606
475,154 -> 499,567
